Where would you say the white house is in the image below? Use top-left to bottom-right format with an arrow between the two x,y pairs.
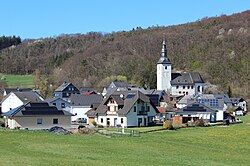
156,38 -> 204,96
3,102 -> 73,129
1,91 -> 44,114
70,94 -> 102,121
91,90 -> 159,127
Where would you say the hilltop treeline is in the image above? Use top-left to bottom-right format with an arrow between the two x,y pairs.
0,35 -> 21,50
0,11 -> 250,98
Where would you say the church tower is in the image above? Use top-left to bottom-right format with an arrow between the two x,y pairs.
157,38 -> 171,91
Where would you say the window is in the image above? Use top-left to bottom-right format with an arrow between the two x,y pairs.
183,86 -> 185,89
53,103 -> 56,106
61,103 -> 65,108
37,118 -> 43,125
101,118 -> 103,123
165,66 -> 167,69
53,119 -> 58,124
108,106 -> 110,111
198,86 -> 201,92
179,91 -> 181,94
186,92 -> 188,95
176,86 -> 179,89
147,106 -> 150,112
191,86 -> 194,89
121,118 -> 124,124
134,106 -> 136,112
187,86 -> 190,89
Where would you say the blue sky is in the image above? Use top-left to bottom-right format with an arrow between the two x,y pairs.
1,0 -> 249,39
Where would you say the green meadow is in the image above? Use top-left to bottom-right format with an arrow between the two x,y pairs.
0,74 -> 34,88
0,116 -> 250,166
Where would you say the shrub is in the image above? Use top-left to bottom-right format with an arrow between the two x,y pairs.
163,121 -> 174,130
92,121 -> 97,127
195,119 -> 205,127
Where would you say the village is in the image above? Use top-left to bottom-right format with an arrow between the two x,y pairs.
0,39 -> 248,131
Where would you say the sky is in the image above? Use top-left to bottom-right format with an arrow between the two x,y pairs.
0,0 -> 249,39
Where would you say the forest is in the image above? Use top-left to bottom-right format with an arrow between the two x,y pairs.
0,10 -> 249,98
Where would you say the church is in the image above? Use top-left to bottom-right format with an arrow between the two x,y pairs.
157,39 -> 204,96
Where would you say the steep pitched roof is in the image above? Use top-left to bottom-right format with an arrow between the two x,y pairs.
14,91 -> 44,103
4,88 -> 32,95
55,82 -> 79,92
171,72 -> 204,85
1,91 -> 44,104
70,94 -> 103,106
117,91 -> 156,115
3,102 -> 73,117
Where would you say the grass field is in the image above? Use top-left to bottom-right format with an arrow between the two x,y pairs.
0,74 -> 34,88
0,116 -> 250,166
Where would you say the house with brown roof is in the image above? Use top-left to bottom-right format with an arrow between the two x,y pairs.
88,90 -> 159,127
2,102 -> 73,129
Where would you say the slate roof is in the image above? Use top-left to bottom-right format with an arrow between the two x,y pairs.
171,72 -> 204,85
14,91 -> 44,103
3,102 -> 73,117
45,97 -> 70,104
55,82 -> 79,92
177,95 -> 193,104
175,102 -> 217,115
4,88 -> 32,95
112,81 -> 130,87
1,91 -> 43,104
70,94 -> 103,106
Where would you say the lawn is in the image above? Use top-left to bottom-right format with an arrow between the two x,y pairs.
0,74 -> 34,88
0,116 -> 250,166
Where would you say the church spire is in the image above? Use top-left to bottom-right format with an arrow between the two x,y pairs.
157,36 -> 171,64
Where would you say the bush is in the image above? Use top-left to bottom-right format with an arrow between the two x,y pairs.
163,121 -> 174,130
92,121 -> 97,127
195,119 -> 205,127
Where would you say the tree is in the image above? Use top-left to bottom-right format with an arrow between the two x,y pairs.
228,86 -> 232,98
39,77 -> 49,98
33,69 -> 41,89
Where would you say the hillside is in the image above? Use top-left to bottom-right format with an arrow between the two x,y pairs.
0,10 -> 249,98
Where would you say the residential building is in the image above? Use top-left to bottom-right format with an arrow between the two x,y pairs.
70,94 -> 103,121
92,90 -> 159,127
45,97 -> 71,112
173,102 -> 217,124
1,91 -> 44,113
3,102 -> 73,129
54,82 -> 80,101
